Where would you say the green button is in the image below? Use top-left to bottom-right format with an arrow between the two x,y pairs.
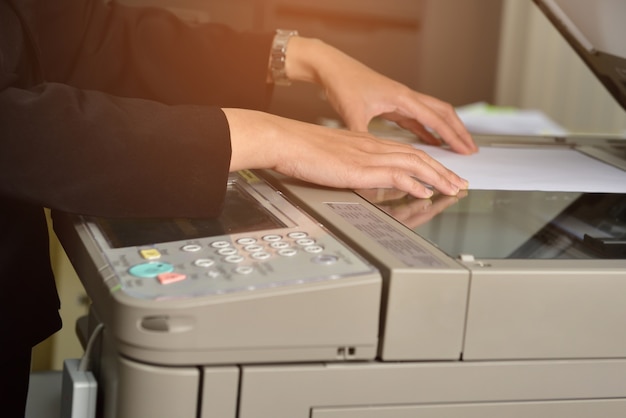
129,262 -> 175,278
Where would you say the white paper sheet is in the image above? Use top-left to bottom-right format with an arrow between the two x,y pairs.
455,102 -> 568,136
413,144 -> 626,193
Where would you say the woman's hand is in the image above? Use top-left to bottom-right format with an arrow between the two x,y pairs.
225,109 -> 468,198
285,37 -> 478,155
357,188 -> 468,228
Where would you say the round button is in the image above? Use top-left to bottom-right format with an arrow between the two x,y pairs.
224,254 -> 245,263
278,248 -> 298,257
262,234 -> 283,242
217,247 -> 238,256
244,244 -> 264,253
237,237 -> 257,245
129,262 -> 174,278
181,244 -> 202,252
304,245 -> 324,254
211,240 -> 231,249
288,231 -> 308,239
194,258 -> 216,268
251,251 -> 271,260
296,238 -> 316,246
270,241 -> 289,249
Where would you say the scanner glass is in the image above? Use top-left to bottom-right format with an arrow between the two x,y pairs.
364,190 -> 626,260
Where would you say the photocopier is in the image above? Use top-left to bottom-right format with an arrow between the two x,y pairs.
54,0 -> 626,416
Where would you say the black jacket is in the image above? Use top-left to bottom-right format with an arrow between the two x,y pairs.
0,0 -> 273,351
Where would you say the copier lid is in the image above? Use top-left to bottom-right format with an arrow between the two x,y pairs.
533,0 -> 626,111
362,190 -> 626,260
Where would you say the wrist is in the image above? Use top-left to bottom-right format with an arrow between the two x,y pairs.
286,37 -> 351,87
269,29 -> 299,86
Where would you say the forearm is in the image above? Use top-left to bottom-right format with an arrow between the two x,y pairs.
283,36 -> 359,87
0,83 -> 231,218
31,0 -> 274,108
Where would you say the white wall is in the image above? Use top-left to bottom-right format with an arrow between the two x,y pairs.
496,0 -> 626,136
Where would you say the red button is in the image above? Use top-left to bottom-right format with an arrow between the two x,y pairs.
157,272 -> 187,285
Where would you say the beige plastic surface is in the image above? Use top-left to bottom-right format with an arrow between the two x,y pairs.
313,400 -> 626,418
238,360 -> 626,417
261,172 -> 472,360
462,259 -> 626,360
113,357 -> 200,418
54,196 -> 382,366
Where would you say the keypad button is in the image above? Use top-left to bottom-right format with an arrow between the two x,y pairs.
243,244 -> 264,253
304,245 -> 324,254
181,244 -> 202,252
194,258 -> 216,268
296,238 -> 316,246
224,255 -> 245,264
157,272 -> 187,285
139,248 -> 161,260
129,262 -> 174,278
251,251 -> 271,260
262,234 -> 283,242
288,231 -> 308,239
217,247 -> 238,256
278,248 -> 298,257
237,237 -> 257,245
270,241 -> 289,249
210,240 -> 231,249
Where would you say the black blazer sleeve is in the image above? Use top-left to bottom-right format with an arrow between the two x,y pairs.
1,0 -> 274,218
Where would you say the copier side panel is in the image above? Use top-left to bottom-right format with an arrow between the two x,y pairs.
238,360 -> 626,418
463,259 -> 626,360
260,171 -> 471,361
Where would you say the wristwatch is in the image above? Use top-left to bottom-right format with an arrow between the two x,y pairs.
269,29 -> 299,86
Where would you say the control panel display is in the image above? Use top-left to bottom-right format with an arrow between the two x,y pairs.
81,172 -> 377,300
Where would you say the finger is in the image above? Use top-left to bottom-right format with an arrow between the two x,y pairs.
417,95 -> 478,154
389,116 -> 442,146
365,150 -> 467,197
354,137 -> 469,193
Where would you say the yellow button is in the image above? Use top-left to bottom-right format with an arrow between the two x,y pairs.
140,248 -> 161,260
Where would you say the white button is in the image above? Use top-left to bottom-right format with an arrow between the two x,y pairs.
270,241 -> 289,249
237,237 -> 257,245
278,248 -> 298,257
263,234 -> 283,242
304,245 -> 324,254
244,244 -> 264,253
181,244 -> 202,252
296,238 -> 316,246
211,240 -> 231,249
251,252 -> 271,260
194,258 -> 215,268
218,247 -> 238,256
288,231 -> 308,239
224,255 -> 245,263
